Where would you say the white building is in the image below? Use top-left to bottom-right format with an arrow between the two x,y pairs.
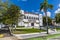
18,10 -> 43,28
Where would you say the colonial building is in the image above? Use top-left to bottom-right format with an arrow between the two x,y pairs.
18,10 -> 43,28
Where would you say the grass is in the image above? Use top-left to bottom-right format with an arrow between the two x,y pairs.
13,28 -> 46,34
56,28 -> 60,31
26,34 -> 60,40
17,26 -> 25,28
26,36 -> 47,40
47,34 -> 60,38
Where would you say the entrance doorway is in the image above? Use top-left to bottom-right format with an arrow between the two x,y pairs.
31,23 -> 34,26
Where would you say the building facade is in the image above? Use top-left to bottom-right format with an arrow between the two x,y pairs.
18,10 -> 43,28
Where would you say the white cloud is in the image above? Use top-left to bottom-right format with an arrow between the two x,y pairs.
59,4 -> 60,7
43,11 -> 51,17
55,4 -> 60,14
55,8 -> 60,13
43,12 -> 45,16
41,9 -> 44,12
47,11 -> 51,17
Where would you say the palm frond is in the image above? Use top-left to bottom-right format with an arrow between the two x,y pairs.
48,4 -> 53,9
40,4 -> 44,11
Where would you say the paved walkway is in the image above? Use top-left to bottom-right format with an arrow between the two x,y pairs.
13,32 -> 47,39
1,30 -> 60,40
13,31 -> 60,39
1,31 -> 60,40
0,36 -> 18,40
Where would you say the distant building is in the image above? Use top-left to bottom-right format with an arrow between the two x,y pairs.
18,10 -> 43,28
52,19 -> 60,26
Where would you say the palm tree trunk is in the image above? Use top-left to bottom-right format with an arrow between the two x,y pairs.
45,11 -> 49,34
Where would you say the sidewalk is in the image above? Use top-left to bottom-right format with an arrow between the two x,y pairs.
0,36 -> 18,40
13,31 -> 60,39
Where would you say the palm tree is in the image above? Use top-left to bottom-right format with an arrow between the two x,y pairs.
40,0 -> 53,34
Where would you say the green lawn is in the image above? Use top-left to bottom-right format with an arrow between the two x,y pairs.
47,34 -> 60,38
56,28 -> 60,31
13,28 -> 46,34
26,36 -> 47,40
16,26 -> 25,28
26,34 -> 60,40
12,28 -> 60,40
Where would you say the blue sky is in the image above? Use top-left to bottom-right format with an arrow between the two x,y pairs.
3,0 -> 60,18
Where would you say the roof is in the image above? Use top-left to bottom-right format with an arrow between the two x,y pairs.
24,11 -> 39,15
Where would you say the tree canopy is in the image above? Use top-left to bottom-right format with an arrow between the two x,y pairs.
43,16 -> 52,26
0,0 -> 21,26
40,0 -> 53,12
3,5 -> 20,25
40,0 -> 53,26
55,13 -> 60,23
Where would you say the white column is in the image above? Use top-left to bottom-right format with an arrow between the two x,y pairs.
39,14 -> 43,26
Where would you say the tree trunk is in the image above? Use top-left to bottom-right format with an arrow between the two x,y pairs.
8,26 -> 12,36
6,25 -> 12,36
45,11 -> 49,34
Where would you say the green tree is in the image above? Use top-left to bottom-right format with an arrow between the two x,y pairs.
43,16 -> 52,26
0,0 -> 9,26
2,5 -> 21,35
0,0 -> 13,35
3,5 -> 21,26
55,13 -> 60,23
40,0 -> 53,34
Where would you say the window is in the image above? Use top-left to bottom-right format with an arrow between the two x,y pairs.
24,16 -> 26,19
29,17 -> 30,19
37,18 -> 39,20
34,17 -> 35,19
38,18 -> 39,20
29,17 -> 31,19
31,23 -> 34,26
32,17 -> 33,19
27,16 -> 28,19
